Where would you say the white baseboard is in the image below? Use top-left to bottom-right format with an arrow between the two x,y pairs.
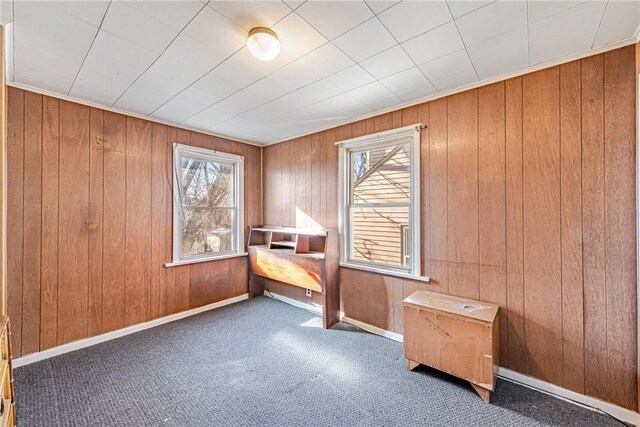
264,291 -> 323,315
13,293 -> 249,368
336,316 -> 639,426
341,316 -> 404,342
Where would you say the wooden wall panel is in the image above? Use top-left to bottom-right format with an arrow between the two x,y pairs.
581,54 -> 608,402
40,96 -> 59,351
262,46 -> 637,410
478,83 -> 507,361
7,88 -> 260,357
446,90 -> 479,300
22,91 -> 42,355
522,67 -> 562,385
559,61 -> 584,393
603,46 -> 637,410
504,77 -> 526,373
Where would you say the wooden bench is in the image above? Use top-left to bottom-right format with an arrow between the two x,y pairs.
403,290 -> 499,403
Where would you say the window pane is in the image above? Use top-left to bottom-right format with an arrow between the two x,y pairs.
182,208 -> 234,257
351,143 -> 410,205
351,207 -> 409,268
181,157 -> 234,207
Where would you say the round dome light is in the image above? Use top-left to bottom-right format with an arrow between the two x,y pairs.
247,27 -> 280,61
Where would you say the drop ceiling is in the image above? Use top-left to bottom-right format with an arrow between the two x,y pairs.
4,0 -> 639,145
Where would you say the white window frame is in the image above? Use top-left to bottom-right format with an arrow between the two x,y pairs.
170,143 -> 244,266
337,124 -> 428,282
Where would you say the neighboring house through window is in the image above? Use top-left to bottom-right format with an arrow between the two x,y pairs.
338,125 -> 421,278
172,144 -> 244,264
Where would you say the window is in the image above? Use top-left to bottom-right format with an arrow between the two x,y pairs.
338,125 -> 421,277
172,144 -> 244,264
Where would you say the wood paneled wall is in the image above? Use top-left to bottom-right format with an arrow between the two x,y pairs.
7,87 -> 261,358
263,45 -> 638,410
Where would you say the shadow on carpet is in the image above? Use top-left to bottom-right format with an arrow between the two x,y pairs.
15,296 -> 626,426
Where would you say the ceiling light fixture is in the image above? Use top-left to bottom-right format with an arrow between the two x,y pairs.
247,27 -> 280,61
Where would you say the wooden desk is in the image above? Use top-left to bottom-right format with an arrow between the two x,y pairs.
403,290 -> 499,402
247,226 -> 340,329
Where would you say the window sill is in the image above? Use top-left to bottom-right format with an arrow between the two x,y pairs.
339,262 -> 430,283
164,252 -> 248,268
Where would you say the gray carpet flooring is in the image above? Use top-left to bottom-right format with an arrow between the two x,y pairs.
16,296 -> 623,426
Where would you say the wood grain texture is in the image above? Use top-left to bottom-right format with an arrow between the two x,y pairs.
7,88 -> 260,357
504,77 -> 526,373
581,54 -> 609,402
522,67 -> 562,385
447,90 -> 479,300
559,61 -> 584,393
57,100 -> 90,345
602,45 -> 637,410
260,46 -> 638,410
40,96 -> 59,351
21,91 -> 42,355
478,82 -> 507,361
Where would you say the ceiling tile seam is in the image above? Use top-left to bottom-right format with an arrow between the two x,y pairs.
289,11 -> 383,101
152,6 -> 304,122
589,0 -> 610,49
110,0 -> 212,107
66,0 -> 112,96
363,1 -> 439,99
296,5 -> 374,42
444,0 -> 498,20
366,0 -> 396,16
443,1 -> 480,81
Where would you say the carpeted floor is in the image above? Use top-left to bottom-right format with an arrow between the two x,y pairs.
16,296 -> 623,426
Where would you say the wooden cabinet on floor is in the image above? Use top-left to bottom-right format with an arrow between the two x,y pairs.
247,226 -> 340,328
0,317 -> 14,426
403,290 -> 500,403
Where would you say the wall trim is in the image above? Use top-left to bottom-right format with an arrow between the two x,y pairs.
13,293 -> 249,368
337,315 -> 640,426
264,291 -> 323,315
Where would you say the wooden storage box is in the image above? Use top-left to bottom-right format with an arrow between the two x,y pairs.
403,290 -> 499,402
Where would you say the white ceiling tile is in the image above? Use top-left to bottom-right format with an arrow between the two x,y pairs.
368,94 -> 402,111
419,49 -> 477,91
380,67 -> 433,94
124,1 -> 203,31
210,93 -> 264,115
13,1 -> 101,94
152,94 -> 209,123
593,0 -> 640,48
296,43 -> 355,78
271,12 -> 328,64
207,1 -> 291,30
446,0 -> 494,18
378,0 -> 452,42
402,21 -> 464,65
528,0 -> 590,23
255,61 -> 321,100
395,84 -> 438,103
237,109 -> 281,126
467,26 -> 529,80
348,81 -> 394,104
325,65 -> 376,92
101,2 -> 179,54
455,0 -> 527,46
115,56 -> 206,115
529,0 -> 607,65
284,1 -> 306,11
365,1 -> 400,15
182,106 -> 235,128
50,1 -> 110,27
260,80 -> 343,116
70,30 -> 158,106
296,1 -> 373,40
360,45 -> 414,79
333,18 -> 397,62
180,85 -> 224,106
